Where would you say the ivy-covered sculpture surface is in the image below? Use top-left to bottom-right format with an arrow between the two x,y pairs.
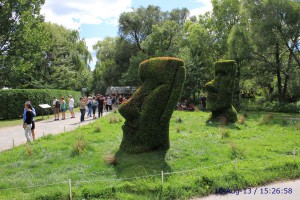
205,60 -> 238,123
118,57 -> 186,153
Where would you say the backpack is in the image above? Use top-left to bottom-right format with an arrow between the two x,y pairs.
87,101 -> 92,108
92,100 -> 98,108
55,100 -> 60,108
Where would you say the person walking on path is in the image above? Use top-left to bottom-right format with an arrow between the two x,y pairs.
106,96 -> 112,112
68,95 -> 75,118
60,97 -> 67,120
23,101 -> 36,141
96,94 -> 105,118
23,102 -> 34,142
79,97 -> 87,122
87,96 -> 93,117
52,97 -> 60,120
91,96 -> 98,119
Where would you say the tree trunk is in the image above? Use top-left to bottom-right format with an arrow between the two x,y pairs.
275,42 -> 283,102
233,63 -> 241,110
283,51 -> 293,102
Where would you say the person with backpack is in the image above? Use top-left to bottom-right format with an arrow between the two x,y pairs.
60,97 -> 67,120
23,102 -> 34,142
52,96 -> 60,121
23,101 -> 36,141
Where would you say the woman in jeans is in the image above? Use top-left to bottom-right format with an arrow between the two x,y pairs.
23,102 -> 34,142
79,97 -> 87,122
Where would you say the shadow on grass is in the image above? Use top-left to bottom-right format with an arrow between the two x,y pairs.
205,121 -> 241,130
113,149 -> 171,178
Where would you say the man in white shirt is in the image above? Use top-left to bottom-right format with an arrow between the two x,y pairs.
68,95 -> 75,118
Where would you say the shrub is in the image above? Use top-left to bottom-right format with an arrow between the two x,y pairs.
296,122 -> 300,130
0,89 -> 81,119
176,117 -> 183,123
118,57 -> 186,153
220,128 -> 230,139
259,114 -> 274,125
104,154 -> 118,165
205,60 -> 238,123
238,115 -> 246,125
95,125 -> 102,133
72,135 -> 87,155
176,126 -> 181,133
241,99 -> 300,113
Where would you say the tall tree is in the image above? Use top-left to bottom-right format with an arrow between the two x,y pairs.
141,20 -> 181,57
92,37 -> 136,93
180,20 -> 214,99
210,0 -> 242,59
243,0 -> 300,101
118,5 -> 164,51
226,24 -> 253,109
0,0 -> 45,88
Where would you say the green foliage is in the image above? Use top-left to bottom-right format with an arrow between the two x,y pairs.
119,57 -> 186,153
92,37 -> 136,93
141,20 -> 181,56
0,0 -> 47,87
179,21 -> 214,99
0,89 -> 81,119
242,99 -> 300,113
72,135 -> 87,155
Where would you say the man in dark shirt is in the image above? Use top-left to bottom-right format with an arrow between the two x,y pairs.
96,94 -> 105,117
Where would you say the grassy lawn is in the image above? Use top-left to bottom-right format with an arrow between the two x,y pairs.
0,111 -> 299,199
0,108 -> 80,128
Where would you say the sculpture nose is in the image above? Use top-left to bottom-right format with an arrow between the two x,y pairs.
205,80 -> 217,93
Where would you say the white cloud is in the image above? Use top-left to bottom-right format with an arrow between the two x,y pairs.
84,37 -> 103,70
41,0 -> 132,70
41,0 -> 132,30
190,0 -> 213,17
85,37 -> 102,52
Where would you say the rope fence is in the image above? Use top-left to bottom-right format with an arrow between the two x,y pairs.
0,151 -> 298,200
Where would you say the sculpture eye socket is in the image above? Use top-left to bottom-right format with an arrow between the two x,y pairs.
216,71 -> 226,76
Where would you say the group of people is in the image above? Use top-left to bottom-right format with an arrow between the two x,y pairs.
52,94 -> 126,123
22,94 -> 126,143
52,95 -> 75,121
176,97 -> 207,112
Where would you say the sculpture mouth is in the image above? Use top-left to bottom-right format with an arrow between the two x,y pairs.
207,91 -> 218,99
123,122 -> 138,131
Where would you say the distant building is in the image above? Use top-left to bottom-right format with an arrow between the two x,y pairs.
106,86 -> 137,95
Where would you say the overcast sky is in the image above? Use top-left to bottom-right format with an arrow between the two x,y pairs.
41,0 -> 212,69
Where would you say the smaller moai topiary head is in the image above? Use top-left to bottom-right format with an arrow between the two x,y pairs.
118,57 -> 185,153
204,60 -> 237,123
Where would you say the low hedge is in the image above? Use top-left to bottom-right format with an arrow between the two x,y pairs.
0,89 -> 81,119
241,99 -> 300,113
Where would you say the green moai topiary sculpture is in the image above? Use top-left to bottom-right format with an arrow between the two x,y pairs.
118,57 -> 186,153
205,60 -> 238,123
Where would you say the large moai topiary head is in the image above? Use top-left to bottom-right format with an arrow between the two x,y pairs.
118,57 -> 186,153
204,60 -> 237,123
